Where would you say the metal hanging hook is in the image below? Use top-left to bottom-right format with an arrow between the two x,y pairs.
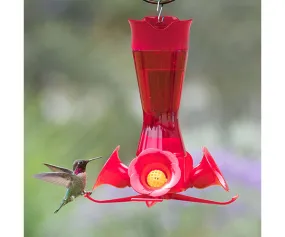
142,0 -> 176,23
157,0 -> 164,22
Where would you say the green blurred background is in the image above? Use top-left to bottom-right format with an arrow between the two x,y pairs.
24,0 -> 261,236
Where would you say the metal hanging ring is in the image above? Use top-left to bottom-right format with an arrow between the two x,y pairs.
142,0 -> 175,5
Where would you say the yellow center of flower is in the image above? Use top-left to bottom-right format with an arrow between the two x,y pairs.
146,169 -> 167,188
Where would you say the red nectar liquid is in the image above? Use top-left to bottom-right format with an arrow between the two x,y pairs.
133,50 -> 188,156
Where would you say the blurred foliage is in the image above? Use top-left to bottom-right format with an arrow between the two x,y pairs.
24,0 -> 260,237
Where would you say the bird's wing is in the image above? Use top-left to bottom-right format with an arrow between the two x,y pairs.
34,172 -> 75,188
43,163 -> 73,174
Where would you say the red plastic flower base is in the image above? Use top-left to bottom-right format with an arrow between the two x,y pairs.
84,146 -> 238,208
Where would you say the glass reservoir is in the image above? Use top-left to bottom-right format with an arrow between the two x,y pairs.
129,16 -> 192,157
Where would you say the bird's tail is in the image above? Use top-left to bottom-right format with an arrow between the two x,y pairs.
54,199 -> 67,214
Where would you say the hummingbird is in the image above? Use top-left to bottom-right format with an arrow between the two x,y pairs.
34,157 -> 103,213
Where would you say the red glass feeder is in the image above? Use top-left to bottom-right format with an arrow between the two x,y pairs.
85,13 -> 238,207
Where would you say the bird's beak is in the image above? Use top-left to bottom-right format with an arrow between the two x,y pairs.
87,156 -> 103,163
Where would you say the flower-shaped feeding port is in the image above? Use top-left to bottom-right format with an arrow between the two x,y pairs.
128,149 -> 182,197
84,16 -> 238,207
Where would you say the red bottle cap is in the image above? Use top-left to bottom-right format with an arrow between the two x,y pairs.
129,16 -> 192,51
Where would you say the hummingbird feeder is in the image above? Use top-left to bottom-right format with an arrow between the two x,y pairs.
85,0 -> 238,207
